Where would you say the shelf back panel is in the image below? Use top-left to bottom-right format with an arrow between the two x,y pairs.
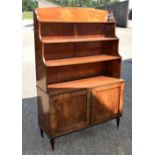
40,23 -> 115,37
76,23 -> 115,36
44,43 -> 74,60
46,60 -> 121,84
46,62 -> 104,84
74,41 -> 118,57
40,23 -> 74,37
44,41 -> 118,60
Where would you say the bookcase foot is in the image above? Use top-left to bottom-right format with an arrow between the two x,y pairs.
116,117 -> 120,128
50,138 -> 55,150
40,128 -> 44,137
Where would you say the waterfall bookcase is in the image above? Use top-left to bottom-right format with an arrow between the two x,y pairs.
33,7 -> 124,150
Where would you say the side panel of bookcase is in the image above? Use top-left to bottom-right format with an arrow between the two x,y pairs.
37,87 -> 50,136
34,13 -> 47,91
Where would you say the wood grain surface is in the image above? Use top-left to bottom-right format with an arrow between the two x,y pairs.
35,7 -> 110,23
33,7 -> 124,149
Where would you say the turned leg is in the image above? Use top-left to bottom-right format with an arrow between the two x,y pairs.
116,117 -> 120,128
40,128 -> 44,137
50,138 -> 55,150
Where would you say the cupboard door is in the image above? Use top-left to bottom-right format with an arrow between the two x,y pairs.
50,90 -> 90,136
91,82 -> 124,124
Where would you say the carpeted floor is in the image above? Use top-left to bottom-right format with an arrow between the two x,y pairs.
22,59 -> 132,155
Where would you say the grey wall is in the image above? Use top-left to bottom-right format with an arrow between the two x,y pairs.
97,1 -> 129,28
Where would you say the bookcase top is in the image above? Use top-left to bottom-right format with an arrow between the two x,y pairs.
35,7 -> 109,23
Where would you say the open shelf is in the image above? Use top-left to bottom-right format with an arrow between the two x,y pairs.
41,35 -> 118,44
45,55 -> 120,67
48,76 -> 124,89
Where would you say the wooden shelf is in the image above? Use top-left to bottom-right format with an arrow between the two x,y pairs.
48,76 -> 124,90
41,35 -> 118,44
45,55 -> 120,67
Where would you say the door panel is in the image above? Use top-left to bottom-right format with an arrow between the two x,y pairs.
91,83 -> 124,124
50,90 -> 90,136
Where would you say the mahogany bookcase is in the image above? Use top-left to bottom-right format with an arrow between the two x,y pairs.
33,7 -> 124,150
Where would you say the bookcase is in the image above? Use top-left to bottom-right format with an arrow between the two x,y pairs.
33,7 -> 124,150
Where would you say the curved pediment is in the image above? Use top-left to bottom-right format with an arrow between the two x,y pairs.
35,7 -> 109,23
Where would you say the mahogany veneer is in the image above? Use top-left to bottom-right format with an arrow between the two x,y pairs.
36,7 -> 110,23
33,7 -> 124,150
